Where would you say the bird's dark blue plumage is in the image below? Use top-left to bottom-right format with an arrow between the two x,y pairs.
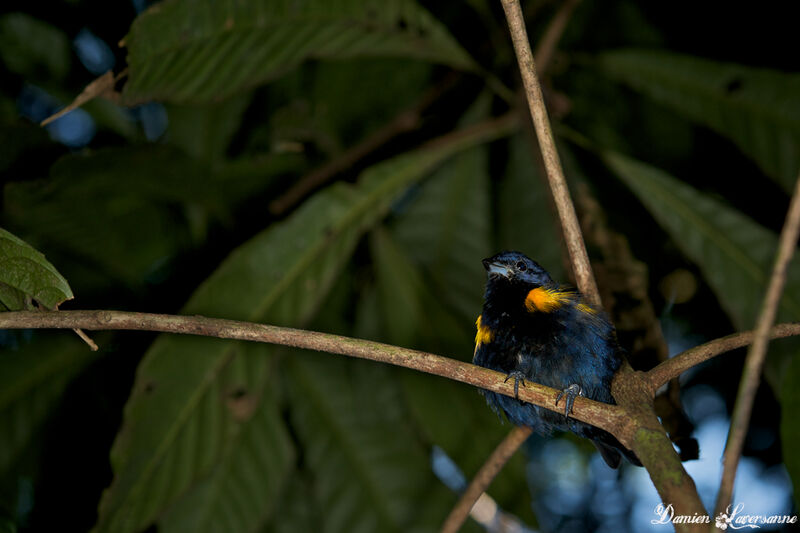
473,251 -> 640,468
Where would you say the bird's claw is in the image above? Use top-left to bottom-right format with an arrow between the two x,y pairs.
555,383 -> 583,417
504,371 -> 527,399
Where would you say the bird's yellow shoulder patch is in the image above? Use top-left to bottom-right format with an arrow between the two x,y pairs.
576,303 -> 598,315
475,315 -> 494,346
525,287 -> 571,313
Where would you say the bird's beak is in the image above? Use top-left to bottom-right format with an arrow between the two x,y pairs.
482,258 -> 511,278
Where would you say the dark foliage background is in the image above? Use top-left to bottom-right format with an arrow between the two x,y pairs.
1,1 -> 799,532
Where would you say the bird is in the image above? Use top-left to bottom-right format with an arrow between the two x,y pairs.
473,250 -> 641,468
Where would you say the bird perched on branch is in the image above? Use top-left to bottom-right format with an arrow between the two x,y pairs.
473,251 -> 640,468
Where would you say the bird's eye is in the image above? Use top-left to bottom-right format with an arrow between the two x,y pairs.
516,261 -> 527,272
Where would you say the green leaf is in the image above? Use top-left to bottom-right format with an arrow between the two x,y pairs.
165,93 -> 253,164
392,143 -> 491,322
366,229 -> 535,526
122,0 -> 476,104
596,49 -> 800,190
157,344 -> 295,533
210,153 -> 308,212
0,227 -> 73,310
369,229 -> 426,347
398,370 -> 536,527
600,149 -> 800,330
285,353 -> 446,533
4,147 -> 219,288
93,118 -> 515,533
392,93 -> 494,322
0,13 -> 70,82
310,58 -> 432,145
0,334 -> 96,474
259,474 -> 322,533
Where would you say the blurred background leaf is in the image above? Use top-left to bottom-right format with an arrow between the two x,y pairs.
2,1 -> 800,532
92,118 -> 512,533
0,334 -> 96,475
0,13 -> 70,84
596,49 -> 800,190
599,149 -> 800,330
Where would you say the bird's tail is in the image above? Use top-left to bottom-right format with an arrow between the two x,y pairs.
592,436 -> 642,469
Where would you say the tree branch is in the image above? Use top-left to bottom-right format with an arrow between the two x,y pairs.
0,309 -> 632,442
440,2 -> 601,530
611,366 -> 707,530
440,426 -> 533,533
646,323 -> 800,392
500,0 -> 600,307
714,173 -> 800,518
532,0 -> 581,74
268,73 -> 460,216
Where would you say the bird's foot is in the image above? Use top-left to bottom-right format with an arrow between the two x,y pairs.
555,383 -> 583,417
503,371 -> 527,399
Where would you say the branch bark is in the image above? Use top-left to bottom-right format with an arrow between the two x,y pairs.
532,0 -> 581,74
714,173 -> 800,518
500,0 -> 600,307
440,426 -> 533,533
439,1 -> 603,530
0,309 -> 631,441
646,323 -> 800,392
496,0 -> 708,515
4,310 -> 799,531
267,73 -> 460,216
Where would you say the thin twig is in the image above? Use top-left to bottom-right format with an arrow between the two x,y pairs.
440,426 -> 533,533
268,73 -> 460,216
501,0 -> 600,307
440,2 -> 594,531
713,173 -> 800,518
646,323 -> 800,392
72,328 -> 99,351
532,0 -> 581,74
501,2 -> 706,522
0,309 -> 632,442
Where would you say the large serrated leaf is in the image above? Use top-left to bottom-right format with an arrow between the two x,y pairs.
600,150 -> 800,330
122,0 -> 476,104
285,352 -> 448,533
367,230 -> 536,526
0,227 -> 73,311
157,344 -> 294,533
596,49 -> 800,190
392,144 -> 491,322
599,151 -> 800,512
392,93 -> 493,322
3,147 -> 218,288
0,334 -> 96,474
93,118 -> 515,533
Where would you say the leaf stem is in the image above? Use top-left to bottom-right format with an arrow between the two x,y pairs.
441,1 -> 598,530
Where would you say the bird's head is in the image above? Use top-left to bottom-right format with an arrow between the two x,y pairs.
480,251 -> 566,321
482,251 -> 553,288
